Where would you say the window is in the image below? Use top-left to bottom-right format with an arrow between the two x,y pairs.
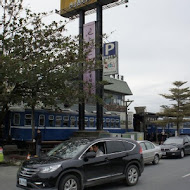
70,116 -> 76,127
39,115 -> 45,126
103,118 -> 106,127
92,142 -> 106,154
63,116 -> 69,127
49,115 -> 54,127
55,116 -> 62,127
115,119 -> 120,128
77,117 -> 79,128
13,113 -> 20,125
106,118 -> 110,127
140,142 -> 146,151
186,136 -> 190,141
123,141 -> 135,151
25,114 -> 31,126
85,117 -> 88,127
106,141 -> 126,154
111,119 -> 115,128
145,142 -> 154,150
89,117 -> 95,127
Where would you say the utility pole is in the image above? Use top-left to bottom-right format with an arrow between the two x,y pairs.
125,100 -> 133,131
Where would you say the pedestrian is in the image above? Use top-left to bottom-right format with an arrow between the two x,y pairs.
35,129 -> 42,157
158,132 -> 162,145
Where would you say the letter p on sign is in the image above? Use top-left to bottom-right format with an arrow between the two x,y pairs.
105,43 -> 114,56
103,41 -> 117,57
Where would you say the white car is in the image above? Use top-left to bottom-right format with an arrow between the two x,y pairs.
137,140 -> 162,165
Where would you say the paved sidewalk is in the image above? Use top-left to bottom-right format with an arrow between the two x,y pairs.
0,153 -> 27,166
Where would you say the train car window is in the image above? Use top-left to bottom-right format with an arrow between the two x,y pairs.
63,116 -> 69,127
48,115 -> 54,127
13,113 -> 20,125
111,119 -> 115,128
77,117 -> 79,127
106,118 -> 110,127
25,114 -> 32,126
55,116 -> 62,127
70,116 -> 76,127
39,115 -> 45,126
103,118 -> 106,128
115,119 -> 120,128
85,117 -> 88,127
89,117 -> 95,127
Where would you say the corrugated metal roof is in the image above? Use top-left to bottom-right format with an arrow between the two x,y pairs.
103,76 -> 133,95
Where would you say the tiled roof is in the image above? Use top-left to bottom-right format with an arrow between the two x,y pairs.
103,76 -> 133,95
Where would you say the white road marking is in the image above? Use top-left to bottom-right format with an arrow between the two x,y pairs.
182,173 -> 190,178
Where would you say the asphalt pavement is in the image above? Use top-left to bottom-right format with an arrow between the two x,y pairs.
1,155 -> 190,190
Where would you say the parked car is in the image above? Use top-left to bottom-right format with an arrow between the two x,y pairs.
17,138 -> 144,190
137,140 -> 162,165
160,136 -> 190,158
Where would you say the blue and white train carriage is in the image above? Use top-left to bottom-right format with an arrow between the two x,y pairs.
7,107 -> 125,142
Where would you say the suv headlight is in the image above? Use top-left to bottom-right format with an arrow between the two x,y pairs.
170,147 -> 178,151
40,164 -> 61,173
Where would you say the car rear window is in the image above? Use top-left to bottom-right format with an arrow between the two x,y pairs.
123,141 -> 135,151
106,141 -> 126,154
139,142 -> 146,151
145,142 -> 154,149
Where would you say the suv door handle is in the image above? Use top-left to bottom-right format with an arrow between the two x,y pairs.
104,157 -> 109,162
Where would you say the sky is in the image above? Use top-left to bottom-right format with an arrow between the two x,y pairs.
24,0 -> 190,113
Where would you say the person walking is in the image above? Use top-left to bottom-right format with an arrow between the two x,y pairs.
35,129 -> 42,157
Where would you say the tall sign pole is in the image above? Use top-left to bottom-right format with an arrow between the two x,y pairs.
60,0 -> 128,132
79,10 -> 85,130
96,3 -> 103,130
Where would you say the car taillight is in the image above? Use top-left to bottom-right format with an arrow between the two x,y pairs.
139,146 -> 143,154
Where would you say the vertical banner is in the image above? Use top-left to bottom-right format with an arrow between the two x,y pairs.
83,22 -> 96,95
0,35 -> 3,55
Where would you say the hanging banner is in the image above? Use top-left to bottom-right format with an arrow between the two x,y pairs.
0,35 -> 3,55
83,21 -> 96,95
103,41 -> 119,75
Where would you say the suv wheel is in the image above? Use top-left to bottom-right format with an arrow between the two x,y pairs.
125,165 -> 139,186
59,174 -> 81,190
152,155 -> 159,165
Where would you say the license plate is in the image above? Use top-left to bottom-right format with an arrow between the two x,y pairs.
19,178 -> 27,186
162,152 -> 166,155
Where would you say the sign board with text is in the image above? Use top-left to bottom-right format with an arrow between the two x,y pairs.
103,41 -> 118,75
60,0 -> 119,18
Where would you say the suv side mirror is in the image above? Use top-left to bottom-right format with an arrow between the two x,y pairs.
84,152 -> 96,161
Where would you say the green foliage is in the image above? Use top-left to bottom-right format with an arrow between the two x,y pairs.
159,81 -> 190,135
0,0 -> 95,138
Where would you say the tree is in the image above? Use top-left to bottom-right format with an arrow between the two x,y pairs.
159,81 -> 190,135
0,0 -> 93,140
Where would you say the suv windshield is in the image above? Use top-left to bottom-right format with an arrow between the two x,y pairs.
163,138 -> 183,145
47,139 -> 90,159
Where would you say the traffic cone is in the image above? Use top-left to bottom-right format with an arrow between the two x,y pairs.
26,153 -> 31,160
0,147 -> 4,162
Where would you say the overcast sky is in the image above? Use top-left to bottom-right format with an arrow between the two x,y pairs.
25,0 -> 190,113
